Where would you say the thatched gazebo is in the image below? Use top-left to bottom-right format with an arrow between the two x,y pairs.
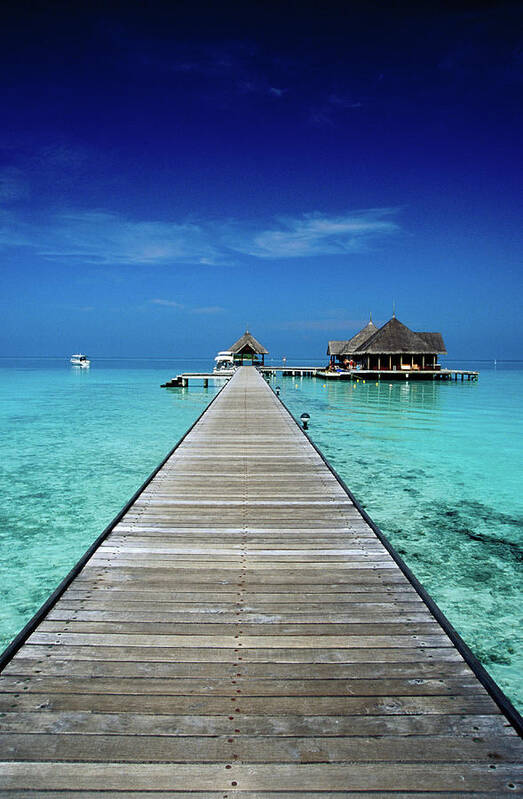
327,316 -> 446,372
354,316 -> 446,371
229,330 -> 269,366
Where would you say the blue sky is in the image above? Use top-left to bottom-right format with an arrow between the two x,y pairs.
1,0 -> 522,359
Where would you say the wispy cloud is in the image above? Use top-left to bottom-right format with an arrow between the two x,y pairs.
150,299 -> 225,314
309,93 -> 363,127
0,210 -> 224,266
227,209 -> 399,258
107,33 -> 289,103
0,205 -> 400,266
150,298 -> 184,308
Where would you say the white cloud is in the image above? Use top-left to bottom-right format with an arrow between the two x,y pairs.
0,206 -> 400,266
150,298 -> 184,308
0,210 -> 224,266
228,209 -> 399,258
150,299 -> 225,315
309,93 -> 363,127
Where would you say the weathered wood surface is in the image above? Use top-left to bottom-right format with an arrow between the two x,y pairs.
0,366 -> 521,795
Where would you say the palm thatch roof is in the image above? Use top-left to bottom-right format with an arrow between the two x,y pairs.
355,317 -> 446,354
340,320 -> 378,355
327,341 -> 346,356
229,330 -> 268,355
415,332 -> 447,354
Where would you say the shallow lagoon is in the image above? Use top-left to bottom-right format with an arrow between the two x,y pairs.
280,361 -> 523,710
0,357 -> 521,711
0,358 -> 220,648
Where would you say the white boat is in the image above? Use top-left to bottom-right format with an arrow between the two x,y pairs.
70,353 -> 90,368
213,350 -> 235,373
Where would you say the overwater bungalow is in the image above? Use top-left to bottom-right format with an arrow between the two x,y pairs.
229,330 -> 268,366
327,318 -> 378,368
328,315 -> 447,373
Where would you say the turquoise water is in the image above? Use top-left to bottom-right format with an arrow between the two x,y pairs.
279,362 -> 523,711
0,358 -> 220,648
0,358 -> 521,714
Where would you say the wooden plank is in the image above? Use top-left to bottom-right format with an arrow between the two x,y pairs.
26,631 -> 453,647
0,762 -> 521,792
1,794 -> 520,799
50,599 -> 430,610
2,733 -> 521,763
43,609 -> 436,623
38,619 -> 442,634
11,643 -> 464,663
3,657 -> 475,679
0,675 -> 486,696
0,711 -> 513,738
0,693 -> 500,715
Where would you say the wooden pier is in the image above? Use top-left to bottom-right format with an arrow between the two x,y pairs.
161,372 -> 234,388
162,366 -> 479,388
317,369 -> 479,382
162,367 -> 322,387
260,366 -> 321,377
0,366 -> 520,795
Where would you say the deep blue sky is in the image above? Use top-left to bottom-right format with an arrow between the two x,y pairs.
1,0 -> 521,359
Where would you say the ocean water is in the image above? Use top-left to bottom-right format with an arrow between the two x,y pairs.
279,361 -> 523,711
0,357 -> 521,713
0,358 -> 221,648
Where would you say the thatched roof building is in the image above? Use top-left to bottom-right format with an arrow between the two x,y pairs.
416,332 -> 447,352
326,340 -> 347,356
341,319 -> 378,354
327,317 -> 377,356
357,318 -> 429,354
328,316 -> 447,372
229,330 -> 268,365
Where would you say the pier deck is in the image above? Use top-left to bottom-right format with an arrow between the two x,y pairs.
0,366 -> 520,795
317,369 -> 479,381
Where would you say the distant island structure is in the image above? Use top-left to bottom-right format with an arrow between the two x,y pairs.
162,322 -> 477,388
229,330 -> 268,366
327,315 -> 448,375
161,330 -> 270,387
